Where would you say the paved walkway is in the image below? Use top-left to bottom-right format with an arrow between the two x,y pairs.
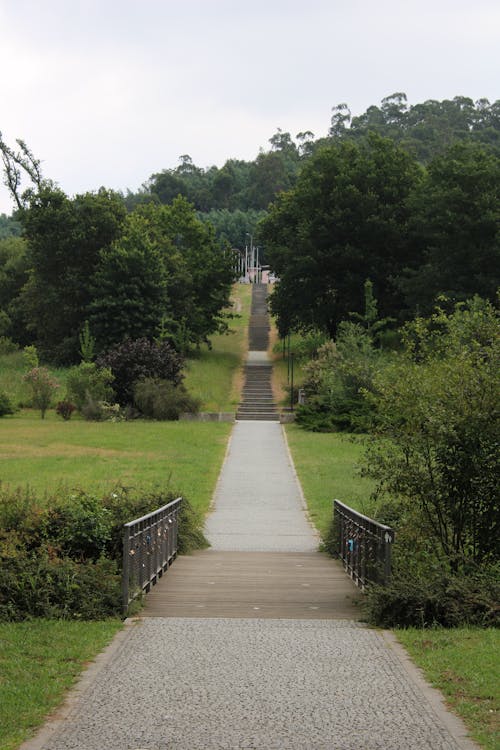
205,420 -> 319,551
21,350 -> 478,748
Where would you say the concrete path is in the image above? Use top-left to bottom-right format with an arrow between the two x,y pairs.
21,310 -> 479,748
205,420 -> 319,551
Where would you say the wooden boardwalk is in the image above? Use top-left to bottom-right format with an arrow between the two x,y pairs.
143,550 -> 361,619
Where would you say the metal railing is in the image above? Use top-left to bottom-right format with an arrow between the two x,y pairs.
122,497 -> 182,612
333,499 -> 394,587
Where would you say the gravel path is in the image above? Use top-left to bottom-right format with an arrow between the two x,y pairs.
29,618 -> 476,750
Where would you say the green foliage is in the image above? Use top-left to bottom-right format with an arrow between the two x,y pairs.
23,367 -> 59,418
362,565 -> 500,628
22,344 -> 38,369
65,361 -> 115,411
0,485 -> 207,621
296,323 -> 382,432
135,197 -> 235,349
0,236 -> 29,345
0,336 -> 18,355
329,93 -> 500,162
364,297 -> 500,567
0,390 -> 15,416
133,378 -> 200,420
0,554 -> 121,621
19,186 -> 127,363
200,208 -> 268,249
55,400 -> 76,420
97,337 -> 184,406
89,212 -> 169,351
401,143 -> 500,315
262,135 -> 423,336
79,320 -> 95,362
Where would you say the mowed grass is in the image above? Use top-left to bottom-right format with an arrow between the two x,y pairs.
284,423 -> 374,537
0,413 -> 231,514
397,628 -> 500,750
0,619 -> 123,750
184,284 -> 252,411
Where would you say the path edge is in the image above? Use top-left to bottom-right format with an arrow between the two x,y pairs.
17,618 -> 142,750
281,422 -> 321,545
381,630 -> 481,750
206,421 -> 236,514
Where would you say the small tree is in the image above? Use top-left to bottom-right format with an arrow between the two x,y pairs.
79,320 -> 95,362
23,367 -> 59,418
364,297 -> 500,568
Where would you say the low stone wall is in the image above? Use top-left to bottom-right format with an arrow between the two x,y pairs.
180,412 -> 235,423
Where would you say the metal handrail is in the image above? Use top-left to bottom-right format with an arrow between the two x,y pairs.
333,499 -> 394,587
122,497 -> 182,612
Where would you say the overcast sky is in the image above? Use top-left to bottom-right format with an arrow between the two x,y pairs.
0,0 -> 499,215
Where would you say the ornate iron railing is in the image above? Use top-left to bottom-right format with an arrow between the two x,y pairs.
122,497 -> 182,612
333,499 -> 394,587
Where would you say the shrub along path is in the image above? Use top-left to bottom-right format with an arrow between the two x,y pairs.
21,286 -> 480,750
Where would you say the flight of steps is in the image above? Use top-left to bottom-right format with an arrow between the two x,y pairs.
236,285 -> 279,421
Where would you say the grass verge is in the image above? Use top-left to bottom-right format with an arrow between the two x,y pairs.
396,628 -> 499,750
184,284 -> 252,411
0,618 -> 123,750
0,414 -> 231,514
284,423 -> 374,538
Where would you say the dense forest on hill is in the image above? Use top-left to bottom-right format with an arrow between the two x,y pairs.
0,92 -> 499,360
117,94 -> 500,247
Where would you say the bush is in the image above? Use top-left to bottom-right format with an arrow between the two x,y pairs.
80,397 -> 124,422
362,565 -> 500,628
65,361 -> 114,411
55,400 -> 76,420
0,554 -> 121,621
0,336 -> 18,355
133,378 -> 200,420
97,338 -> 184,406
0,390 -> 15,417
0,485 -> 208,620
296,325 -> 382,432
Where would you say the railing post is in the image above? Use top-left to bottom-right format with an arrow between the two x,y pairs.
122,525 -> 131,614
383,528 -> 394,585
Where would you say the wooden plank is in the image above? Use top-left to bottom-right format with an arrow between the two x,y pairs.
142,550 -> 361,620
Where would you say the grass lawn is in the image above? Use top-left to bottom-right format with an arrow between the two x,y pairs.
397,628 -> 499,750
0,619 -> 123,750
0,413 -> 231,514
284,423 -> 374,537
184,284 -> 252,411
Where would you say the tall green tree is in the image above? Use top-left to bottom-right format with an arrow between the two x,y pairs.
136,197 -> 234,349
89,213 -> 168,351
261,134 -> 423,336
20,186 -> 126,362
401,142 -> 500,314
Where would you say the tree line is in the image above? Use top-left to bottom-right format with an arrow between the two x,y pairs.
1,91 -> 499,361
0,138 -> 234,363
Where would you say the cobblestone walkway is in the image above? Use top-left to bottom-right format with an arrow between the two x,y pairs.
21,287 -> 478,750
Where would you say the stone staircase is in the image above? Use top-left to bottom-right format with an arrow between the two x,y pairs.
236,285 -> 279,421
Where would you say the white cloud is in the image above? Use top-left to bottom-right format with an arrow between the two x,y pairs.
0,0 -> 499,214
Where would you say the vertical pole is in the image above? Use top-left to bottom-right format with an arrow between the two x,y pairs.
384,531 -> 393,585
122,525 -> 130,615
290,353 -> 294,411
